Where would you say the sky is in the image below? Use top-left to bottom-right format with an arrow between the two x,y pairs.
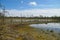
0,0 -> 60,17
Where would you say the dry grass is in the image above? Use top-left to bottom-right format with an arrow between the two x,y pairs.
0,24 -> 60,40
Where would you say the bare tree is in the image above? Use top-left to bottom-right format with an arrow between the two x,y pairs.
0,3 -> 5,25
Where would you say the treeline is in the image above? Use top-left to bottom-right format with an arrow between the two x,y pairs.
26,16 -> 60,19
2,16 -> 60,20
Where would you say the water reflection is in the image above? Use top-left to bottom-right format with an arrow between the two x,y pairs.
30,23 -> 60,32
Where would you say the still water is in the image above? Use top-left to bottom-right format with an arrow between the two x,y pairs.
30,23 -> 60,32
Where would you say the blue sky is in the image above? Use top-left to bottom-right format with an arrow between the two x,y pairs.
0,0 -> 60,17
1,0 -> 60,10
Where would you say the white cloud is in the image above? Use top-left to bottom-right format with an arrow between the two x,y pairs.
5,9 -> 60,17
29,2 -> 37,6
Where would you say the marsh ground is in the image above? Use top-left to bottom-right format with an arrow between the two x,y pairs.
0,24 -> 60,40
0,18 -> 60,40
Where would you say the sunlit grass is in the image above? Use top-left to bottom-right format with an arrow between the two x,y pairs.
0,22 -> 60,40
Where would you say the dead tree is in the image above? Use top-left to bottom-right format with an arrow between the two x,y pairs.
0,3 -> 5,25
